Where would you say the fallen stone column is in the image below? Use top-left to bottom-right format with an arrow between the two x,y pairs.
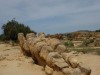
18,32 -> 91,75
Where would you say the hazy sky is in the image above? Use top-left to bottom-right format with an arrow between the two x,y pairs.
0,0 -> 100,34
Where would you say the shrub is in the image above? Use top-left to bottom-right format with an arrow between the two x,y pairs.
64,41 -> 74,47
95,29 -> 100,32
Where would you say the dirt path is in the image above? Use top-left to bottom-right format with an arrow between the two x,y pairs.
77,54 -> 100,75
0,44 -> 100,75
0,44 -> 46,75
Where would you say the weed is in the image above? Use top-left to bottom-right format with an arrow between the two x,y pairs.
64,41 -> 74,47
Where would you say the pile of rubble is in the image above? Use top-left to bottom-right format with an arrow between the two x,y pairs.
18,32 -> 91,75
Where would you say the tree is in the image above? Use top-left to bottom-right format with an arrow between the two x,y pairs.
95,29 -> 100,32
1,19 -> 36,42
66,33 -> 73,40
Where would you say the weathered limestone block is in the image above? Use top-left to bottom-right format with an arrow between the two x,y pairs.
34,41 -> 47,53
61,53 -> 72,63
46,52 -> 69,70
38,32 -> 45,38
55,45 -> 67,53
68,55 -> 79,68
18,33 -> 34,56
59,53 -> 90,75
46,52 -> 62,69
26,33 -> 36,40
62,67 -> 82,75
45,65 -> 53,75
18,33 -> 25,48
28,38 -> 46,63
40,45 -> 53,60
78,63 -> 91,75
26,38 -> 34,49
47,38 -> 60,49
30,41 -> 47,66
73,68 -> 82,75
30,38 -> 43,46
23,40 -> 31,56
29,38 -> 44,53
54,62 -> 69,69
18,33 -> 26,55
62,67 -> 74,75
30,40 -> 46,55
25,33 -> 36,47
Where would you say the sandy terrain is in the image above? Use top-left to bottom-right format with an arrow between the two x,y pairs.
0,43 -> 100,75
77,54 -> 100,75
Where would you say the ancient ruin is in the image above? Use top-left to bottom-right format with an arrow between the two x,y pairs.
18,32 -> 91,75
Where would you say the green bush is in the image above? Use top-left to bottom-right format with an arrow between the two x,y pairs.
95,29 -> 100,32
1,19 -> 36,42
64,41 -> 74,47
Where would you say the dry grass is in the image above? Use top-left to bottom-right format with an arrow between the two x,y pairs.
67,47 -> 100,55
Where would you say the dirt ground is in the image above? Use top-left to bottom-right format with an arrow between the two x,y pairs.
0,44 -> 100,75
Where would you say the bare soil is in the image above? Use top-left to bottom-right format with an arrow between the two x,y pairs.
77,54 -> 100,75
0,44 -> 100,75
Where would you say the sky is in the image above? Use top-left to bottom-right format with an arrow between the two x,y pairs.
0,0 -> 100,34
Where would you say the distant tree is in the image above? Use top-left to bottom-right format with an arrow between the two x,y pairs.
1,19 -> 36,42
66,33 -> 73,40
0,34 -> 5,41
95,29 -> 100,32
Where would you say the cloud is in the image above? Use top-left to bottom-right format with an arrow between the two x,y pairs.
1,0 -> 100,20
0,0 -> 100,34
